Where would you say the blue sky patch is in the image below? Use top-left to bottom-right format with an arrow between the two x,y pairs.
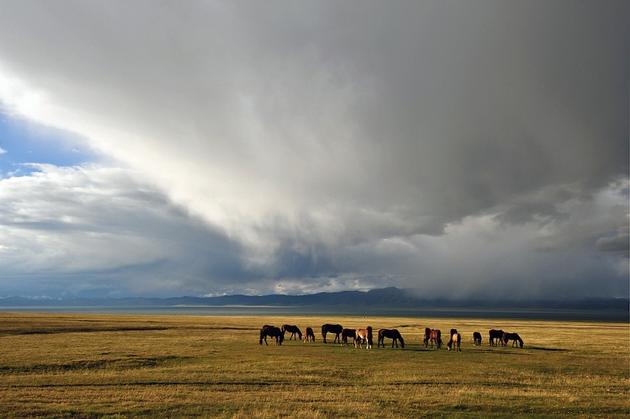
0,111 -> 96,177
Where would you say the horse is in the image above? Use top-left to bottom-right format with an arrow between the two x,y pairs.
355,326 -> 373,349
303,327 -> 315,342
259,325 -> 284,345
424,328 -> 442,349
377,329 -> 405,348
473,331 -> 482,346
489,329 -> 505,346
321,324 -> 343,343
341,328 -> 357,345
502,332 -> 524,348
281,324 -> 302,341
447,332 -> 461,351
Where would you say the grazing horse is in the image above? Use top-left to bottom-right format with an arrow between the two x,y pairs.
341,328 -> 357,345
355,326 -> 373,349
377,329 -> 405,348
502,332 -> 524,348
473,331 -> 482,346
281,324 -> 302,341
424,328 -> 442,349
447,332 -> 462,351
259,325 -> 284,345
321,324 -> 343,343
303,327 -> 315,342
489,329 -> 505,346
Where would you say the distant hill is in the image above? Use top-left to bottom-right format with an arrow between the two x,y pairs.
0,286 -> 627,311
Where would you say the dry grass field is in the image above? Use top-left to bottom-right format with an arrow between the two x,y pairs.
0,312 -> 628,418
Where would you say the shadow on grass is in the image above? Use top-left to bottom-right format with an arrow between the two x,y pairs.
526,345 -> 569,352
0,355 -> 189,374
0,326 -> 169,336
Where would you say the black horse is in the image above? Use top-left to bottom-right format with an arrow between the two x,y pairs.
303,327 -> 315,342
377,329 -> 405,348
341,328 -> 357,345
502,332 -> 524,348
281,324 -> 302,340
259,325 -> 284,345
321,324 -> 343,343
473,331 -> 482,345
489,329 -> 505,346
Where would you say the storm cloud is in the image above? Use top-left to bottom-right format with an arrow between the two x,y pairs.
0,1 -> 627,297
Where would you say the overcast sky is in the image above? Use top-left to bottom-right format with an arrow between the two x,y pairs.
0,1 -> 627,298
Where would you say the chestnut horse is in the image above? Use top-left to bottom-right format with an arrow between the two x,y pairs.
341,328 -> 357,345
281,324 -> 302,341
378,329 -> 405,348
321,324 -> 343,343
424,328 -> 442,349
303,327 -> 315,342
355,326 -> 373,349
259,325 -> 284,345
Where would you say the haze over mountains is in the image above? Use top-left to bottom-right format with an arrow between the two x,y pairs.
1,287 -> 626,318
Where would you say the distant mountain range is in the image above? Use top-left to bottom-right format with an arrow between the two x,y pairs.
1,287 -> 627,311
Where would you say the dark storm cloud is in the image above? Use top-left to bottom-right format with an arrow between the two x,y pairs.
0,1 -> 627,297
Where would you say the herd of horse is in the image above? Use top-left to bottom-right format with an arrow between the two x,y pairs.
259,323 -> 524,349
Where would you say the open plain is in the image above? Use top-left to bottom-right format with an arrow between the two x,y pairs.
0,313 -> 628,418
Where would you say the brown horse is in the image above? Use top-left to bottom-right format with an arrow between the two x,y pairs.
447,332 -> 461,351
489,329 -> 505,346
424,328 -> 442,349
502,332 -> 524,348
321,324 -> 343,343
355,326 -> 373,349
378,329 -> 405,348
473,331 -> 482,346
281,324 -> 302,341
259,325 -> 284,345
341,328 -> 357,345
303,327 -> 315,342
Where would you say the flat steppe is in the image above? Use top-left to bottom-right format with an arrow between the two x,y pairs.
0,313 -> 627,418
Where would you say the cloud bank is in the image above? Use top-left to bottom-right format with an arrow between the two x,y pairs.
0,1 -> 627,297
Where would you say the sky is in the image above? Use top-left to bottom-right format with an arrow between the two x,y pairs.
0,1 -> 627,299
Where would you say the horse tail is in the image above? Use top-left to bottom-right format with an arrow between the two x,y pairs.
321,325 -> 327,342
367,327 -> 373,347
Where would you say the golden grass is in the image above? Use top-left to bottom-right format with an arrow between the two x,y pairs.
0,313 -> 628,418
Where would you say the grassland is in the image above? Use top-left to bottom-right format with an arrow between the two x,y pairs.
0,313 -> 627,418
